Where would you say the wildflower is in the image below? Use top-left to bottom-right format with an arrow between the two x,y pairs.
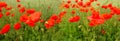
71,10 -> 76,14
25,19 -> 35,27
67,0 -> 71,4
64,4 -> 70,9
72,4 -> 76,8
29,12 -> 41,23
11,13 -> 15,17
75,0 -> 78,3
17,4 -> 21,8
0,8 -> 1,11
0,12 -> 3,18
19,7 -> 25,13
88,11 -> 105,26
59,11 -> 66,18
45,19 -> 55,29
50,14 -> 58,20
91,11 -> 100,19
17,0 -> 20,2
110,7 -> 120,15
26,9 -> 35,14
6,11 -> 10,16
101,14 -> 112,20
20,14 -> 29,22
77,1 -> 83,6
89,7 -> 95,11
0,24 -> 10,34
89,0 -> 95,2
89,19 -> 105,27
14,22 -> 21,30
0,2 -> 7,8
89,21 -> 96,27
107,3 -> 112,8
80,7 -> 88,12
85,2 -> 91,7
56,18 -> 61,24
69,16 -> 80,22
102,5 -> 108,9
5,6 -> 12,10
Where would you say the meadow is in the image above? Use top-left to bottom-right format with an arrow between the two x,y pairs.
0,0 -> 120,41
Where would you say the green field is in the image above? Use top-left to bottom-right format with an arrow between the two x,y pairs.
0,0 -> 120,41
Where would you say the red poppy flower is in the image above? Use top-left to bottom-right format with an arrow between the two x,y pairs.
110,7 -> 120,15
87,13 -> 100,21
71,4 -> 79,8
89,7 -> 95,11
89,0 -> 94,2
17,4 -> 21,8
72,4 -> 76,8
56,18 -> 61,24
20,14 -> 29,22
26,9 -> 35,14
29,12 -> 41,23
101,14 -> 112,20
5,6 -> 12,10
11,13 -> 15,17
64,4 -> 70,9
109,11 -> 115,15
89,21 -> 96,27
94,19 -> 105,25
71,10 -> 76,14
69,16 -> 80,22
88,11 -> 105,26
0,2 -> 7,8
59,11 -> 66,18
19,7 -> 25,13
107,3 -> 112,8
80,8 -> 85,12
88,17 -> 105,26
6,11 -> 10,16
80,8 -> 88,12
85,2 -> 91,7
0,12 -> 3,18
91,11 -> 101,19
0,7 -> 2,12
45,19 -> 55,29
50,14 -> 58,20
67,0 -> 71,4
14,22 -> 21,30
102,5 -> 108,9
0,24 -> 10,34
89,19 -> 105,27
75,0 -> 78,3
88,12 -> 105,24
77,1 -> 83,6
25,19 -> 35,27
84,8 -> 89,13
17,0 -> 20,2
